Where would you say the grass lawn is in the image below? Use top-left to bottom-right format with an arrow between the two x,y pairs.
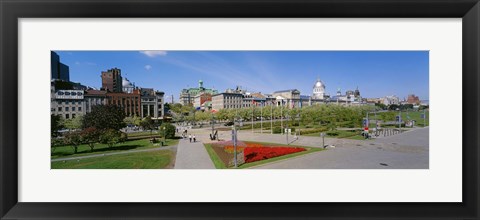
51,138 -> 179,159
204,141 -> 323,169
126,130 -> 159,137
303,130 -> 365,140
204,144 -> 227,169
51,150 -> 173,169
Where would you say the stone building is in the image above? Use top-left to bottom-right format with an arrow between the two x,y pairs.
194,93 -> 212,109
51,90 -> 85,119
179,80 -> 218,106
84,90 -> 108,113
211,93 -> 243,110
140,88 -> 165,119
105,90 -> 141,117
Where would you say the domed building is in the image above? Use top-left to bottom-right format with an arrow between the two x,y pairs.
312,77 -> 326,100
122,77 -> 135,94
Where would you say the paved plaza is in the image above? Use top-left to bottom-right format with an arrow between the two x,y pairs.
174,138 -> 215,169
180,126 -> 429,169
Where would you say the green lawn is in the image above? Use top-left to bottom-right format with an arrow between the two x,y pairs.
126,131 -> 159,137
303,130 -> 365,140
51,138 -> 179,159
204,141 -> 323,169
204,144 -> 228,169
51,150 -> 173,169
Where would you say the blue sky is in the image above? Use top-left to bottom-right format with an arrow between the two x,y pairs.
55,51 -> 429,102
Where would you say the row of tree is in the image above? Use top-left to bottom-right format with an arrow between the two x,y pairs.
52,105 -> 178,154
173,104 -> 377,128
52,105 -> 128,153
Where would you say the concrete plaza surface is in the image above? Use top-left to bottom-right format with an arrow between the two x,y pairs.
174,138 -> 215,169
184,126 -> 429,169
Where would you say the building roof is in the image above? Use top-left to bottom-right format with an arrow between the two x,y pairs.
84,90 -> 107,96
273,89 -> 300,93
313,78 -> 325,89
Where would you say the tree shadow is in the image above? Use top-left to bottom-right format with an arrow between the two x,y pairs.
51,144 -> 142,158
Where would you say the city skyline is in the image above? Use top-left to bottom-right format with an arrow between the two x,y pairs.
54,51 -> 429,102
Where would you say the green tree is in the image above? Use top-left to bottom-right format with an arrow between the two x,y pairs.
159,123 -> 176,139
99,129 -> 122,148
140,116 -> 156,136
51,114 -> 64,137
82,105 -> 126,130
64,131 -> 82,154
80,127 -> 100,152
64,115 -> 83,130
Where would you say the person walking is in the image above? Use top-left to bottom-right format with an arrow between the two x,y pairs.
193,134 -> 196,143
189,134 -> 192,143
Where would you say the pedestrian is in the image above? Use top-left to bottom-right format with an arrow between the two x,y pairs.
193,135 -> 196,142
189,134 -> 192,143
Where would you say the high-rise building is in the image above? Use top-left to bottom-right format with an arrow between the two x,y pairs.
101,68 -> 123,92
51,51 -> 70,81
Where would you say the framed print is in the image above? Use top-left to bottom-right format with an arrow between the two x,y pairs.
1,0 -> 479,219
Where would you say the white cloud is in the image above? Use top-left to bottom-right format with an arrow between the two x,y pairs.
139,51 -> 167,57
144,65 -> 152,71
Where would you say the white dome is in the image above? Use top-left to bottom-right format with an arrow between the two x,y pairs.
313,79 -> 325,89
122,78 -> 133,88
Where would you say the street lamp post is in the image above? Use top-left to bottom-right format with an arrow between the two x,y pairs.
163,127 -> 166,145
398,108 -> 401,130
211,114 -> 215,140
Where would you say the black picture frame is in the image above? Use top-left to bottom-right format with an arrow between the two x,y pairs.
1,0 -> 479,219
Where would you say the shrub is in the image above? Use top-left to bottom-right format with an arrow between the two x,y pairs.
272,127 -> 282,134
159,123 -> 176,139
99,129 -> 122,148
300,127 -> 328,135
326,131 -> 339,136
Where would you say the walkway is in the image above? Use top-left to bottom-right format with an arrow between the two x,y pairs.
174,139 -> 215,169
51,145 -> 176,162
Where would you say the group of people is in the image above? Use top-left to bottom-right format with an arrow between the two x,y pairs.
179,128 -> 196,143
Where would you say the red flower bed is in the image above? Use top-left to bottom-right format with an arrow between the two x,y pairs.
244,147 -> 305,163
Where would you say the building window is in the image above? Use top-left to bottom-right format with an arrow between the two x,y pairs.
72,107 -> 76,111
65,114 -> 69,119
65,100 -> 69,104
65,107 -> 69,112
58,107 -> 62,111
72,114 -> 76,118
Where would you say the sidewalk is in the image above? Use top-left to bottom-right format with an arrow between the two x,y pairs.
174,139 -> 215,169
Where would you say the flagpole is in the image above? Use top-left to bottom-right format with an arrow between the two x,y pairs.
271,102 -> 273,134
261,102 -> 263,134
281,100 -> 283,135
251,99 -> 254,133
